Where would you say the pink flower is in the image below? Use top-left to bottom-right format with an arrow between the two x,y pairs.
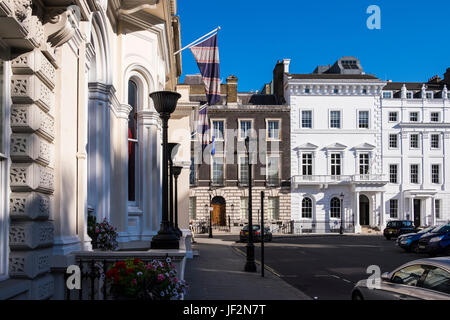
157,274 -> 165,282
132,279 -> 137,285
95,229 -> 99,233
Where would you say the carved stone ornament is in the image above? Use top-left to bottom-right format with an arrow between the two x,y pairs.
44,5 -> 81,48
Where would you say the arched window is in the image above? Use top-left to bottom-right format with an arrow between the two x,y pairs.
128,80 -> 138,202
302,197 -> 313,218
330,197 -> 341,218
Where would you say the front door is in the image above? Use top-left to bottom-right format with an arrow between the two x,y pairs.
413,199 -> 421,228
212,204 -> 226,226
359,195 -> 370,226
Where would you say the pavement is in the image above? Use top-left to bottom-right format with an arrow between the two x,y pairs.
184,234 -> 311,300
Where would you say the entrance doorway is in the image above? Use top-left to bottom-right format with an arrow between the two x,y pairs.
413,199 -> 421,228
211,196 -> 226,226
359,195 -> 370,226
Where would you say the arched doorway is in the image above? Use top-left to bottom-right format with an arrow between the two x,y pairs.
211,196 -> 226,226
359,195 -> 370,226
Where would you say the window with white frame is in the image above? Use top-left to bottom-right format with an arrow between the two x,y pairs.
426,92 -> 433,99
330,153 -> 341,176
389,199 -> 398,218
238,155 -> 248,185
302,197 -> 313,218
389,164 -> 398,184
268,197 -> 280,220
330,111 -> 341,128
410,164 -> 419,184
406,91 -> 413,99
330,197 -> 341,218
240,197 -> 248,219
239,120 -> 252,139
301,110 -> 312,128
389,134 -> 398,149
358,111 -> 369,129
431,164 -> 440,184
267,119 -> 280,140
128,79 -> 139,203
435,199 -> 441,219
410,134 -> 419,149
388,112 -> 398,122
212,156 -> 224,185
267,156 -> 279,185
359,153 -> 369,175
212,120 -> 224,140
430,112 -> 440,122
409,112 -> 419,122
302,153 -> 312,176
0,58 -> 8,281
383,91 -> 392,99
189,197 -> 197,220
431,134 -> 440,149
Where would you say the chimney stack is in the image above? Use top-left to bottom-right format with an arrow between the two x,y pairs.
226,75 -> 238,103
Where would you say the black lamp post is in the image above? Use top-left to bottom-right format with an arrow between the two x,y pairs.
244,136 -> 256,272
168,143 -> 180,238
172,165 -> 183,238
150,91 -> 181,250
208,187 -> 213,238
340,192 -> 345,235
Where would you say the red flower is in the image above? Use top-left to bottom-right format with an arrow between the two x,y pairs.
115,261 -> 126,269
106,268 -> 118,278
126,268 -> 135,275
133,258 -> 142,265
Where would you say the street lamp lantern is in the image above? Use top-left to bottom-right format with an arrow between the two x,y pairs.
150,91 -> 181,250
244,136 -> 256,272
339,192 -> 345,235
172,165 -> 183,238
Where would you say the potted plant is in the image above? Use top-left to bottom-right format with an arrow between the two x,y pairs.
106,258 -> 187,300
88,215 -> 119,251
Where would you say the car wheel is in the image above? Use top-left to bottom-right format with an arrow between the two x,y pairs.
411,243 -> 420,254
352,291 -> 364,301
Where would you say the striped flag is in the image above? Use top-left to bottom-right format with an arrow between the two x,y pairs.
197,104 -> 210,151
190,33 -> 220,152
190,34 -> 221,105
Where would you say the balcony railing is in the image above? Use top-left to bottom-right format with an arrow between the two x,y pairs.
293,174 -> 388,185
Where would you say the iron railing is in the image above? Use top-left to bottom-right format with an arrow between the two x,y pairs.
293,219 -> 355,234
64,251 -> 186,300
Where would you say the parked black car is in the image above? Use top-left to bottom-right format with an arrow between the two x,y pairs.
418,223 -> 450,255
384,220 -> 416,240
239,225 -> 272,243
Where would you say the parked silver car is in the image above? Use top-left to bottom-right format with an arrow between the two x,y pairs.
352,257 -> 450,300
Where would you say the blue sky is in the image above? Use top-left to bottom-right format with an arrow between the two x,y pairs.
178,0 -> 450,92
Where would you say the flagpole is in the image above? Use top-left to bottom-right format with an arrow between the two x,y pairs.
174,26 -> 221,56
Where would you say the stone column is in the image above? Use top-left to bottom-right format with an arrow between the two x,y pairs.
111,104 -> 132,243
431,197 -> 436,226
87,83 -> 112,222
355,191 -> 361,233
138,110 -> 161,239
9,48 -> 56,299
380,192 -> 385,228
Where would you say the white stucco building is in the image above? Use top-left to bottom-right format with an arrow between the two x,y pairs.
381,74 -> 450,229
282,57 -> 450,233
0,0 -> 191,300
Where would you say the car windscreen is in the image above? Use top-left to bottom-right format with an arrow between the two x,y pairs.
433,224 -> 450,233
387,221 -> 400,227
419,226 -> 436,234
242,225 -> 260,231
